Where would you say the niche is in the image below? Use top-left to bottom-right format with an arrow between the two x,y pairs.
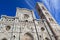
41,27 -> 45,31
45,37 -> 50,40
2,38 -> 7,40
23,32 -> 34,40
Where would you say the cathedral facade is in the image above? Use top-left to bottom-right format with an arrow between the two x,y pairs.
0,2 -> 60,40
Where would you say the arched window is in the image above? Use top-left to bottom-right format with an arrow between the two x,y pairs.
42,6 -> 46,10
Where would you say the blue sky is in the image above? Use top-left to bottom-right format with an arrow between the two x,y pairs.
0,0 -> 60,25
